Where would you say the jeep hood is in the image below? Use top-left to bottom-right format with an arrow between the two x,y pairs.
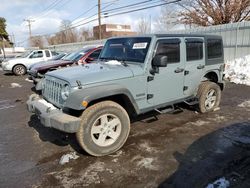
46,62 -> 144,86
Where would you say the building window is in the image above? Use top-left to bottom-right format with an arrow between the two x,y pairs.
207,39 -> 223,59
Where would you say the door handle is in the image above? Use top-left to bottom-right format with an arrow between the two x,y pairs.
197,65 -> 205,69
175,68 -> 184,73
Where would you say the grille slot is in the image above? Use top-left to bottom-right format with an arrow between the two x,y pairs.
42,77 -> 65,107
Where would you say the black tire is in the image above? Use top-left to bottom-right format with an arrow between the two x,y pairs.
76,101 -> 130,156
13,64 -> 26,75
197,81 -> 221,113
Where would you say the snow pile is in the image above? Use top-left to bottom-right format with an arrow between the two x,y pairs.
59,152 -> 79,165
10,83 -> 22,88
224,55 -> 250,86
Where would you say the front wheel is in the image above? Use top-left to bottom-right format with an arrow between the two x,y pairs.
197,81 -> 221,113
13,64 -> 26,75
76,101 -> 130,156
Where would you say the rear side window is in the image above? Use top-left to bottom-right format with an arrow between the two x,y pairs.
207,39 -> 223,59
186,40 -> 203,61
45,50 -> 50,57
155,39 -> 180,63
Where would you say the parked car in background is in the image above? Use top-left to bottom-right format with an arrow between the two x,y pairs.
27,52 -> 68,70
28,46 -> 102,84
1,49 -> 59,75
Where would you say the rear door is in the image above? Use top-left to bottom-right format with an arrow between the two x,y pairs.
183,38 -> 205,96
147,38 -> 185,106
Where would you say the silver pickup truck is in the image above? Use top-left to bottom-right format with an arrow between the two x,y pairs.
27,34 -> 225,156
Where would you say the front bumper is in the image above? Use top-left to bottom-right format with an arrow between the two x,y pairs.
1,62 -> 12,72
27,94 -> 81,133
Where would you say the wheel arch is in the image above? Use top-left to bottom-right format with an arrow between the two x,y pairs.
12,63 -> 27,71
202,71 -> 224,90
64,85 -> 140,116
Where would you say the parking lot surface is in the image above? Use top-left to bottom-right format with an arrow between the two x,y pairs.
0,70 -> 249,188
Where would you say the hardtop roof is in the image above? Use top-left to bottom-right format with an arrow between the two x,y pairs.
109,33 -> 222,39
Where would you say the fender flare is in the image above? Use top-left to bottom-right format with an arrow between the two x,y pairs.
64,84 -> 139,113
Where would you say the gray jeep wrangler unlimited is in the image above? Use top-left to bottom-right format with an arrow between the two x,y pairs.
27,34 -> 224,156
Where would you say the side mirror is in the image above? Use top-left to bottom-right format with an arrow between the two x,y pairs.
152,55 -> 168,67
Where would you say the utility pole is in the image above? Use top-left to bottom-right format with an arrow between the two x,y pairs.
12,33 -> 16,47
98,0 -> 102,40
24,19 -> 35,39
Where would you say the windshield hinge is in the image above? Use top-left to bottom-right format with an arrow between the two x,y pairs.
147,76 -> 154,82
147,94 -> 154,100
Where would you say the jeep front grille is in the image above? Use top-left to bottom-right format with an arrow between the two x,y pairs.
42,76 -> 65,108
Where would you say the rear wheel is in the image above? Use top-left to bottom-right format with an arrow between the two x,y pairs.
76,101 -> 130,156
197,81 -> 221,113
13,65 -> 26,75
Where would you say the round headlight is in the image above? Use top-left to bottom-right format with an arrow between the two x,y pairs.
61,84 -> 70,100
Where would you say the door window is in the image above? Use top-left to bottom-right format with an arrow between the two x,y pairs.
88,49 -> 102,60
30,51 -> 43,58
155,39 -> 180,63
186,40 -> 203,61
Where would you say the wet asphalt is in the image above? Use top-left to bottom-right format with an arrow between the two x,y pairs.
0,69 -> 249,188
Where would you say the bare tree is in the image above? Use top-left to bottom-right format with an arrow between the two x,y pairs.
180,0 -> 250,26
78,27 -> 92,41
46,20 -> 79,45
154,5 -> 180,32
30,36 -> 44,48
136,17 -> 151,34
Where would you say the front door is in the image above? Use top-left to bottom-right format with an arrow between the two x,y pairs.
147,38 -> 185,106
183,38 -> 205,96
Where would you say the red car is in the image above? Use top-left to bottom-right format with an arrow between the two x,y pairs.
28,46 -> 102,83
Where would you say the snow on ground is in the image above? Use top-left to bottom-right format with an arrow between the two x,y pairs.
224,55 -> 250,86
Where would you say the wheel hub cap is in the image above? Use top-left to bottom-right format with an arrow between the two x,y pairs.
205,89 -> 217,110
91,114 -> 121,147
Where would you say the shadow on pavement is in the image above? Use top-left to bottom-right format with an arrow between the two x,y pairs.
28,115 -> 88,155
159,121 -> 250,188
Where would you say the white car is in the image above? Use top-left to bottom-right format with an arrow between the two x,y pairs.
1,49 -> 55,75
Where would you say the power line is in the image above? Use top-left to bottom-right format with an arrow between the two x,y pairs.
70,0 -> 171,28
102,0 -> 153,14
70,5 -> 97,22
59,0 -> 181,33
70,1 -> 119,28
17,0 -> 181,43
33,0 -> 71,20
105,0 -> 181,18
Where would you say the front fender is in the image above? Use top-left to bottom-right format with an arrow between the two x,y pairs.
64,84 -> 139,112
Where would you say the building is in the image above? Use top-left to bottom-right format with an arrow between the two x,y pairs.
93,24 -> 137,39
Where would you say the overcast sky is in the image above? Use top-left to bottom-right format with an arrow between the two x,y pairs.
1,0 -> 176,47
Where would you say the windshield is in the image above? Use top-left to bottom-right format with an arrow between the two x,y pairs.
51,53 -> 66,60
62,51 -> 85,61
62,47 -> 94,61
19,51 -> 32,58
99,37 -> 151,63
